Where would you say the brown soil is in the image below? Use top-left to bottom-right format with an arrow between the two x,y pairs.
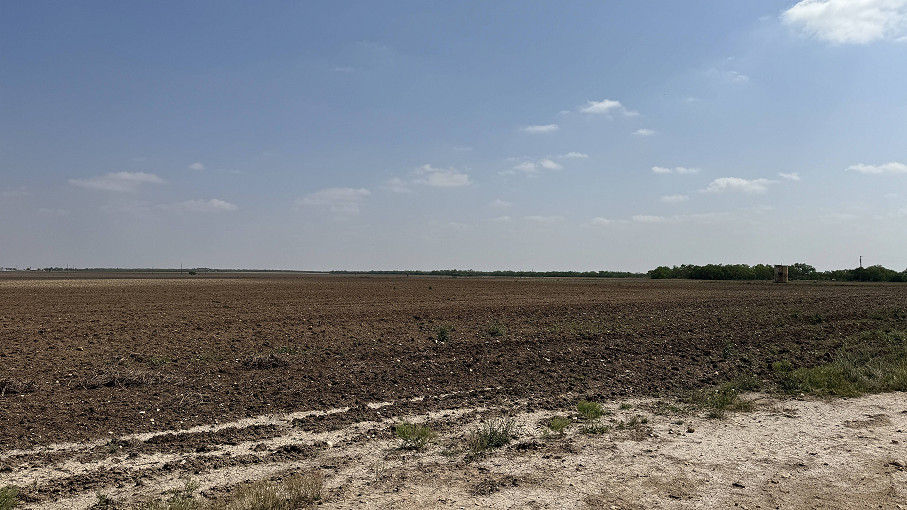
2,274 -> 907,508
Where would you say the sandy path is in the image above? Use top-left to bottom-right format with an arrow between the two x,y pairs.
3,392 -> 906,509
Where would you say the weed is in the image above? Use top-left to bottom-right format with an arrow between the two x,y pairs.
618,402 -> 633,410
90,493 -> 121,509
394,422 -> 436,450
576,400 -> 604,421
436,325 -> 451,343
0,486 -> 18,510
241,354 -> 287,370
702,384 -> 754,419
145,480 -> 199,510
466,417 -> 515,455
546,416 -> 570,437
486,323 -> 506,338
580,421 -> 611,435
809,313 -> 825,324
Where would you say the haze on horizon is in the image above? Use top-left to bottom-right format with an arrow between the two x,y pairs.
2,1 -> 906,272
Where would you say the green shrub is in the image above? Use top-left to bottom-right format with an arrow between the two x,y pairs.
467,417 -> 515,455
0,486 -> 19,510
546,416 -> 570,436
394,422 -> 436,450
576,400 -> 604,421
436,326 -> 451,343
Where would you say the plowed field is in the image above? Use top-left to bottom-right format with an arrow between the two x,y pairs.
2,274 -> 906,508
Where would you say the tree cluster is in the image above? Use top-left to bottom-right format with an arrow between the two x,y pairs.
647,262 -> 907,282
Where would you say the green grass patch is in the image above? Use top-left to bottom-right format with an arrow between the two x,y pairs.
776,329 -> 907,397
545,416 -> 570,437
0,486 -> 19,510
576,400 -> 604,421
394,422 -> 436,450
694,376 -> 759,419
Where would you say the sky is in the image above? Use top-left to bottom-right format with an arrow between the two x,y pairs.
2,1 -> 907,272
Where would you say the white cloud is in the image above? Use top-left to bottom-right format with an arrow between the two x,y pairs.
726,71 -> 750,83
69,171 -> 165,192
525,215 -> 564,224
160,198 -> 238,213
782,0 -> 907,44
560,152 -> 589,159
492,215 -> 513,223
333,66 -> 355,73
779,172 -> 802,181
382,177 -> 412,193
521,124 -> 559,134
632,215 -> 667,223
660,194 -> 690,203
188,162 -> 205,171
453,146 -> 473,152
505,158 -> 563,175
413,164 -> 472,187
702,177 -> 775,194
846,161 -> 907,174
652,166 -> 700,175
538,159 -> 563,171
590,217 -> 614,226
579,99 -> 638,117
297,187 -> 371,214
489,199 -> 513,209
633,128 -> 656,136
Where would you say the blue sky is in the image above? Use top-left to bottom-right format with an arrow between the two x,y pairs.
2,1 -> 906,271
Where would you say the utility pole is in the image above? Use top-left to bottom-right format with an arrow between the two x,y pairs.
859,256 -> 862,268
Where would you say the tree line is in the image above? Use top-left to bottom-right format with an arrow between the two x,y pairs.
647,263 -> 907,282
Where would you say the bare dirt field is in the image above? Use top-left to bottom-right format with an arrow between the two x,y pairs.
1,274 -> 906,508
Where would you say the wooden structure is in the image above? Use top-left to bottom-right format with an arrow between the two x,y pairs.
774,265 -> 789,283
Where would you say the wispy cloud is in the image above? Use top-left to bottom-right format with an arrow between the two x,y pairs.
589,217 -> 616,226
660,194 -> 690,203
782,0 -> 907,44
701,177 -> 775,194
382,177 -> 412,193
452,146 -> 473,152
632,214 -> 667,223
333,66 -> 355,73
69,171 -> 165,192
1,187 -> 30,198
521,124 -> 559,134
726,70 -> 750,83
525,215 -> 564,224
579,99 -> 638,116
560,152 -> 589,159
504,158 -> 563,175
489,198 -> 513,209
159,198 -> 238,213
413,164 -> 472,187
492,215 -> 513,223
297,187 -> 371,214
652,166 -> 700,175
779,172 -> 802,181
188,162 -> 205,171
632,128 -> 656,136
847,162 -> 907,174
